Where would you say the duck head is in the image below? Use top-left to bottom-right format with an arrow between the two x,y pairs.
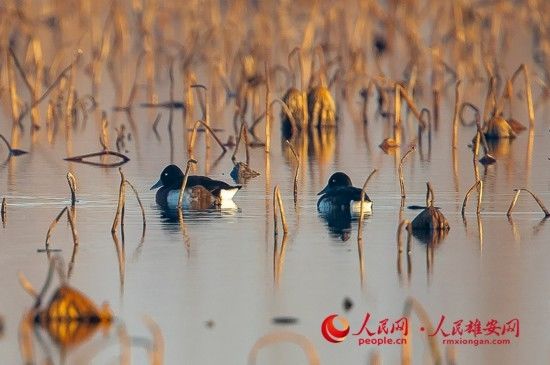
150,164 -> 183,190
317,172 -> 353,195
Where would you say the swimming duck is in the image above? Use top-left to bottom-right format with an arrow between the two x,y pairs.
150,165 -> 241,209
317,172 -> 373,215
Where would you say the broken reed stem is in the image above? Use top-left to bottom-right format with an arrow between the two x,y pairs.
188,120 -> 227,155
191,84 -> 210,146
66,172 -> 77,206
397,220 -> 412,254
510,64 -> 535,127
395,84 -> 427,129
272,99 -> 298,133
284,140 -> 300,204
399,146 -> 415,198
9,47 -> 38,128
461,180 -> 481,216
426,182 -> 435,207
1,197 -> 6,224
124,180 -> 147,229
177,159 -> 198,210
273,185 -> 288,236
506,188 -> 550,217
451,80 -> 461,148
45,207 -> 68,249
476,180 -> 483,214
265,61 -> 272,153
66,206 -> 79,246
100,111 -> 109,150
232,121 -> 250,165
6,48 -> 20,125
111,168 -> 127,233
358,169 -> 378,239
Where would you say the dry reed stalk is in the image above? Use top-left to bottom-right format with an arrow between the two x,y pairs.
284,141 -> 300,204
8,47 -> 37,129
402,297 -> 442,365
45,207 -> 69,249
66,172 -> 77,206
6,49 -> 21,126
476,180 -> 483,214
451,80 -> 461,148
395,84 -> 427,129
143,316 -> 164,365
66,205 -> 79,246
99,111 -> 109,150
191,84 -> 211,148
188,120 -> 227,156
111,168 -> 127,233
506,188 -> 550,217
482,76 -> 497,122
461,180 -> 481,216
510,64 -> 535,127
124,180 -> 147,229
399,146 -> 415,198
272,98 -> 298,133
232,121 -> 251,165
1,197 -> 6,225
357,169 -> 378,238
273,185 -> 288,236
177,159 -> 198,210
247,330 -> 319,365
397,220 -> 412,254
394,83 -> 402,145
264,61 -> 272,153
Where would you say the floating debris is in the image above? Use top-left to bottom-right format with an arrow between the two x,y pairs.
64,150 -> 130,167
0,134 -> 28,157
343,297 -> 354,312
272,316 -> 299,325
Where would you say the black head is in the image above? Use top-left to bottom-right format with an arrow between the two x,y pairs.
317,172 -> 353,195
150,165 -> 184,190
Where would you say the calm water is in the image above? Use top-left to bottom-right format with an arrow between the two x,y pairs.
2,8 -> 550,365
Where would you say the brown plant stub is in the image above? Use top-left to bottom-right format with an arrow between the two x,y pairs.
281,88 -> 306,131
411,183 -> 450,233
307,86 -> 336,128
483,116 -> 516,140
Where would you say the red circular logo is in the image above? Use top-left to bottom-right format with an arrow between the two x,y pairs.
321,314 -> 350,343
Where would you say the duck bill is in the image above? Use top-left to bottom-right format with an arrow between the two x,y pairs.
150,179 -> 163,190
317,185 -> 329,196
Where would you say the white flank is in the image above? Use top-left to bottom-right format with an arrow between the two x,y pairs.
351,200 -> 373,215
219,187 -> 239,201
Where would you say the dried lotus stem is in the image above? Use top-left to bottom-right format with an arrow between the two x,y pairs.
506,188 -> 550,217
67,172 -> 77,206
399,147 -> 415,199
273,185 -> 288,236
177,159 -> 198,210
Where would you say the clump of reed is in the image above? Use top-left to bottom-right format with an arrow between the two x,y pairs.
411,183 -> 450,233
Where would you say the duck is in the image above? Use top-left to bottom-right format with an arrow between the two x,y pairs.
150,165 -> 241,209
317,172 -> 373,215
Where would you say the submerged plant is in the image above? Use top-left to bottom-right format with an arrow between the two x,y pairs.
411,183 -> 450,233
